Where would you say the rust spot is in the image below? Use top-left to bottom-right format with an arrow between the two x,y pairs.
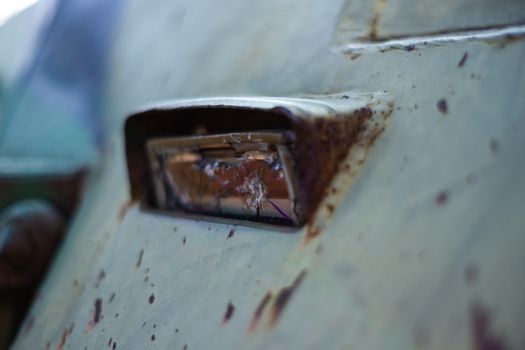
248,291 -> 272,333
95,269 -> 106,288
109,292 -> 116,303
136,249 -> 144,268
464,263 -> 479,285
222,302 -> 235,325
149,293 -> 155,304
227,229 -> 235,239
435,191 -> 448,206
269,270 -> 307,326
458,52 -> 468,67
490,139 -> 499,154
437,99 -> 448,115
350,53 -> 361,60
470,301 -> 508,350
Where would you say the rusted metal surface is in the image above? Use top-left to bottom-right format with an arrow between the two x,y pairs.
3,0 -> 525,349
125,94 -> 391,228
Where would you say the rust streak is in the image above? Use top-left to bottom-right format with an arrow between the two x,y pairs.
248,291 -> 272,333
222,302 -> 235,325
269,271 -> 307,327
369,0 -> 388,40
136,249 -> 144,268
458,52 -> 468,67
87,298 -> 102,331
56,324 -> 74,350
95,269 -> 106,288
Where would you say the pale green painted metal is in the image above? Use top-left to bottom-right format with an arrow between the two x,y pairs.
3,0 -> 525,349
